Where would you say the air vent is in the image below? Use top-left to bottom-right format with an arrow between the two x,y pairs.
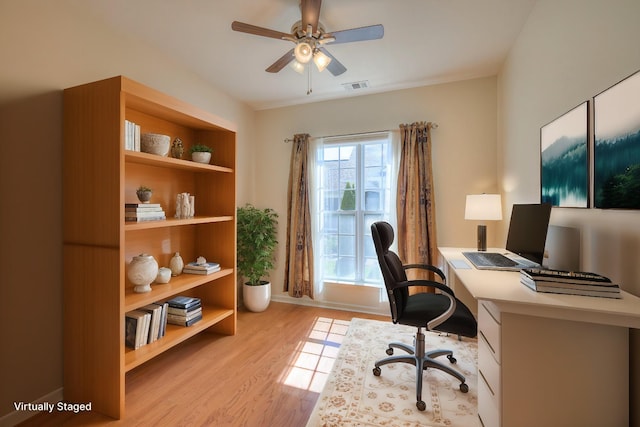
342,80 -> 370,91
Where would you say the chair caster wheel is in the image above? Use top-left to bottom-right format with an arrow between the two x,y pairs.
460,383 -> 469,393
386,348 -> 394,356
416,401 -> 426,411
447,354 -> 457,364
373,367 -> 381,376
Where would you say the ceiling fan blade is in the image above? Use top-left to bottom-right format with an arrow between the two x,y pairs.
301,0 -> 322,34
231,21 -> 291,40
326,24 -> 384,44
266,48 -> 295,73
318,48 -> 347,76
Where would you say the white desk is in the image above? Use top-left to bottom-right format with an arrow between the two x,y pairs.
439,247 -> 640,427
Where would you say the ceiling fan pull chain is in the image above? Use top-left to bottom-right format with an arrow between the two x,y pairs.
307,64 -> 313,95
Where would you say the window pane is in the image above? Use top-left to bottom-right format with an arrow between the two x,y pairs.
338,235 -> 355,256
364,190 -> 381,211
338,214 -> 355,234
364,258 -> 382,282
336,257 -> 355,280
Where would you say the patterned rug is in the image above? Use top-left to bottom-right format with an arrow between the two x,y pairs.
306,318 -> 478,427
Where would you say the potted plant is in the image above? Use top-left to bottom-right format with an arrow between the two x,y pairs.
190,144 -> 213,164
236,204 -> 279,312
136,186 -> 152,203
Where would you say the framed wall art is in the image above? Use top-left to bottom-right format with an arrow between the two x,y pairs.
540,101 -> 589,208
594,70 -> 640,209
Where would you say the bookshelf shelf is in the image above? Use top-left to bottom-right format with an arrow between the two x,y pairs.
63,76 -> 237,419
123,268 -> 234,312
124,307 -> 235,372
124,215 -> 234,231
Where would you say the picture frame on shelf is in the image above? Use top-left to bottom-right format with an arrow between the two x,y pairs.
540,101 -> 589,208
594,70 -> 640,209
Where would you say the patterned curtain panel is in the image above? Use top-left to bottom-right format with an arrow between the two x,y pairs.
284,133 -> 314,298
396,122 -> 438,292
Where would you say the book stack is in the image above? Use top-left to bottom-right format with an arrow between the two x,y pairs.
183,261 -> 221,275
125,302 -> 169,350
125,203 -> 166,222
124,119 -> 141,151
520,268 -> 621,299
166,296 -> 203,326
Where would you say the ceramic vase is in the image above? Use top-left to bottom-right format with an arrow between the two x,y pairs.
170,252 -> 184,276
128,254 -> 159,293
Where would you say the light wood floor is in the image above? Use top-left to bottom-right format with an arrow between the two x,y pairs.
18,302 -> 387,427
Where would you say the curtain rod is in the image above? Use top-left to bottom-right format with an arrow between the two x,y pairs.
283,123 -> 438,143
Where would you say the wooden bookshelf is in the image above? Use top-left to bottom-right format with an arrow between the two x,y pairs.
63,76 -> 237,419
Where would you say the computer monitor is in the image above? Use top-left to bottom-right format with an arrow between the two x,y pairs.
505,203 -> 552,264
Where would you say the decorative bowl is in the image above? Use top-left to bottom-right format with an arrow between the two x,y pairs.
141,133 -> 170,156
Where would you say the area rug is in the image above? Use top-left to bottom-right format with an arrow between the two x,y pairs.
306,318 -> 478,427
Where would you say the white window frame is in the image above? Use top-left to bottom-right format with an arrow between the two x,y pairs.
310,131 -> 399,306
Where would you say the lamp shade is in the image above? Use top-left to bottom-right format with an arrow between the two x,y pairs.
290,60 -> 305,74
465,194 -> 502,221
294,42 -> 313,64
313,50 -> 332,72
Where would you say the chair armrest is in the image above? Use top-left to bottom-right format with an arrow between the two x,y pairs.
403,264 -> 446,282
395,279 -> 454,297
393,279 -> 457,331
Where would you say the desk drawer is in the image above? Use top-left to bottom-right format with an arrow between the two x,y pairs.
479,300 -> 501,363
478,369 -> 500,427
478,336 -> 500,398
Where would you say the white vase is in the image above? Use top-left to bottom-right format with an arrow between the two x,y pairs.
155,267 -> 172,284
243,281 -> 271,312
128,254 -> 158,293
170,252 -> 184,276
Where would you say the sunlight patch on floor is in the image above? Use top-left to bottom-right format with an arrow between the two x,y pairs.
281,317 -> 350,393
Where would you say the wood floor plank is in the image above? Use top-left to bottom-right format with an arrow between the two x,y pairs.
17,302 -> 387,426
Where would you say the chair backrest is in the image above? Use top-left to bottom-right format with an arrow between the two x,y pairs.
371,221 -> 410,323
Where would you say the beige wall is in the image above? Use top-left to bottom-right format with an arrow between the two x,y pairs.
0,0 -> 255,421
254,77 -> 498,306
498,0 -> 640,424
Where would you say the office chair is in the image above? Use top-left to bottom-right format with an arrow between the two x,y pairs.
370,221 -> 477,411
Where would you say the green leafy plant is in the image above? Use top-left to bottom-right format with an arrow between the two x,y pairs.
189,144 -> 213,153
136,185 -> 152,192
236,204 -> 279,286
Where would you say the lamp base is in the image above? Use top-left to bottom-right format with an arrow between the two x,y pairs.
477,224 -> 487,251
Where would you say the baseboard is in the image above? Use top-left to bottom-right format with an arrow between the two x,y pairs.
270,292 -> 388,316
0,388 -> 63,427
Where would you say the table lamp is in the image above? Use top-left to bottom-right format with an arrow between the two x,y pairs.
465,194 -> 502,251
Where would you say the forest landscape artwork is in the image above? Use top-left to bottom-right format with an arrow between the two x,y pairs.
594,70 -> 640,209
541,102 -> 589,208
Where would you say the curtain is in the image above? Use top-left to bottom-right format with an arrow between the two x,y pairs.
396,122 -> 438,291
284,133 -> 314,298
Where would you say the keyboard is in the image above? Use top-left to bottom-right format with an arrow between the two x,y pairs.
463,252 -> 518,268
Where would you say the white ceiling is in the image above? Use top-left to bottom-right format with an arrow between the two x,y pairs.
69,0 -> 537,110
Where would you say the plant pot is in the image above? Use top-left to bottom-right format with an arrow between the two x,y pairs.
136,190 -> 152,203
191,151 -> 211,164
243,281 -> 271,312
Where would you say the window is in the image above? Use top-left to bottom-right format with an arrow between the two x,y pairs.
313,132 -> 396,289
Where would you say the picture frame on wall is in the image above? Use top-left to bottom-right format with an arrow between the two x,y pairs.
540,101 -> 589,208
594,70 -> 640,209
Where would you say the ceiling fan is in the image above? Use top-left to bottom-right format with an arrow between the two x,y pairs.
231,0 -> 384,77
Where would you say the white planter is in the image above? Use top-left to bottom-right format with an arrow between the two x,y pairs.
243,281 -> 271,312
191,151 -> 211,164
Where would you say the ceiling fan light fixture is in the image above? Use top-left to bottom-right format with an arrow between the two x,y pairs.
313,50 -> 332,72
294,42 -> 313,64
290,60 -> 305,74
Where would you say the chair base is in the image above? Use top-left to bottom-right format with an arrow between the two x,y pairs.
372,328 -> 468,411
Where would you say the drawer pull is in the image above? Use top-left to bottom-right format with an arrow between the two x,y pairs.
479,369 -> 495,396
479,330 -> 496,355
